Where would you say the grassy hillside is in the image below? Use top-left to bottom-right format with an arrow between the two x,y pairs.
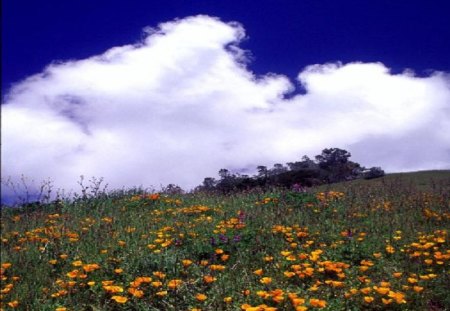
0,171 -> 449,310
317,170 -> 450,192
384,170 -> 450,190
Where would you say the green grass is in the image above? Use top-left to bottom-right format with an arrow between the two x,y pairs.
1,171 -> 449,310
317,170 -> 450,192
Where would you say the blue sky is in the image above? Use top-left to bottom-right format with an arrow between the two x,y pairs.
4,0 -> 450,92
2,0 -> 450,202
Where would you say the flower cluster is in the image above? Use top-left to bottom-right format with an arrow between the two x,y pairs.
1,180 -> 448,310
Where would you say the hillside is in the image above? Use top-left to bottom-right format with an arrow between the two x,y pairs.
0,170 -> 449,310
316,170 -> 450,192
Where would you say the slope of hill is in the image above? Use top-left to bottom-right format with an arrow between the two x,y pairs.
316,170 -> 450,193
1,170 -> 449,310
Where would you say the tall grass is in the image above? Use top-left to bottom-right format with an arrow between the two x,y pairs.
1,173 -> 449,310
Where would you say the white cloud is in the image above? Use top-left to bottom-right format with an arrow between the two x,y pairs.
1,15 -> 449,201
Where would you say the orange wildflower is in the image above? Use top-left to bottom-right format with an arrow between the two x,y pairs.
309,298 -> 326,308
168,279 -> 183,289
111,295 -> 128,303
196,293 -> 207,301
260,277 -> 272,285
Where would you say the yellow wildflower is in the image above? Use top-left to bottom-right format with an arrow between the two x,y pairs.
168,279 -> 183,289
309,298 -> 326,308
182,259 -> 193,267
203,275 -> 217,283
223,296 -> 233,303
7,301 -> 19,308
156,290 -> 168,297
196,293 -> 207,301
413,286 -> 424,293
260,277 -> 272,285
111,295 -> 128,303
153,271 -> 166,279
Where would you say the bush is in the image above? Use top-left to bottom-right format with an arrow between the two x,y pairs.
364,167 -> 385,179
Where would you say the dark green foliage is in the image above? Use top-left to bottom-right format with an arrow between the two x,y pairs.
364,167 -> 385,179
197,147 -> 383,193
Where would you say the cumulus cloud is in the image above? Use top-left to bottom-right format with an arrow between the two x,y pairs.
1,15 -> 449,201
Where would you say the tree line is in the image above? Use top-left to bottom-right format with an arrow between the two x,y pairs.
194,148 -> 385,193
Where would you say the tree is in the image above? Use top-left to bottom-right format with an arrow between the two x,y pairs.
201,177 -> 217,190
315,148 -> 359,183
287,155 -> 318,171
194,147 -> 384,191
315,148 -> 352,169
218,169 -> 231,179
257,166 -> 268,178
161,184 -> 184,195
364,167 -> 385,179
217,169 -> 238,193
254,165 -> 269,187
269,163 -> 288,176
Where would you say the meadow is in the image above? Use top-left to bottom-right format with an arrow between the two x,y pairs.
1,171 -> 449,310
